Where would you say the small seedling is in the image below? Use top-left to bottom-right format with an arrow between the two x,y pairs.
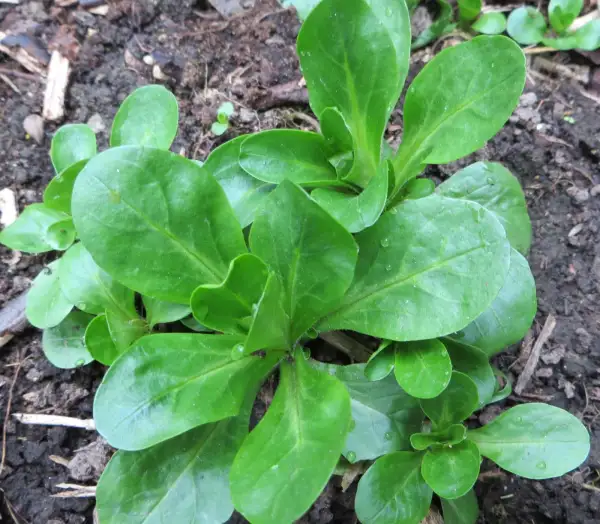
0,1 -> 590,523
211,101 -> 235,136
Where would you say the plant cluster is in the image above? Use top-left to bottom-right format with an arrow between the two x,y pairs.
0,0 -> 591,523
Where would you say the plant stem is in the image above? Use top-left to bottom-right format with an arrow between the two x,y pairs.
319,331 -> 372,362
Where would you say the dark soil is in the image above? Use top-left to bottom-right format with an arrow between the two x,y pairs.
1,1 -> 599,523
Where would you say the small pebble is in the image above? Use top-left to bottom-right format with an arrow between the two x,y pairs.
23,114 -> 44,144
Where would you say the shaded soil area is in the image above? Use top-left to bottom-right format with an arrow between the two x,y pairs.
0,0 -> 599,522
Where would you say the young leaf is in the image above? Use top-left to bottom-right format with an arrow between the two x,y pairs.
311,162 -> 388,233
84,314 -> 119,366
355,451 -> 432,524
45,218 -> 76,251
506,7 -> 547,45
203,135 -> 272,228
250,181 -> 358,341
468,403 -> 590,479
410,424 -> 467,451
230,352 -> 351,524
421,440 -> 481,499
297,0 -> 401,186
398,178 -> 435,201
217,101 -> 234,118
542,33 -> 579,50
412,0 -> 455,50
450,249 -> 536,356
458,0 -> 482,22
441,489 -> 479,524
142,296 -> 191,329
574,19 -> 600,50
26,260 -> 73,329
420,371 -> 479,429
181,315 -> 212,332
43,159 -> 88,214
110,85 -> 178,149
365,342 -> 395,381
472,12 -> 507,35
320,107 -> 353,153
72,146 -> 247,304
394,339 -> 452,399
0,204 -> 69,254
105,310 -> 147,353
211,121 -> 229,136
393,37 -> 525,189
42,310 -> 94,369
50,124 -> 97,174
94,333 -> 280,450
437,161 -> 531,255
548,0 -> 583,33
239,130 -> 339,187
320,195 -> 511,341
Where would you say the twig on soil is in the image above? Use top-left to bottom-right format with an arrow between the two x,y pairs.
571,10 -> 599,31
48,454 -> 71,467
533,56 -> 590,84
319,332 -> 372,362
0,67 -> 38,80
250,80 -> 309,111
524,47 -> 557,55
288,111 -> 320,132
478,469 -> 508,481
582,483 -> 600,493
0,73 -> 20,94
0,32 -> 47,76
511,392 -> 555,402
52,483 -> 96,498
0,291 -> 29,350
12,413 -> 96,431
0,487 -> 30,524
515,314 -> 557,395
42,50 -> 70,122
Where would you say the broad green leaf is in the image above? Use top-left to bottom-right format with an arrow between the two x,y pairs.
549,0 -> 583,33
203,135 -> 272,228
142,296 -> 191,329
458,0 -> 482,21
84,314 -> 119,366
365,342 -> 395,381
45,218 -> 76,251
230,352 -> 351,524
298,0 -> 401,186
421,440 -> 481,499
280,0 -> 322,20
239,130 -> 339,187
575,20 -> 600,50
319,363 -> 423,461
542,34 -> 579,50
43,160 -> 88,214
181,316 -> 212,332
441,489 -> 479,524
393,37 -> 525,189
320,107 -> 353,153
420,372 -> 479,429
355,451 -> 432,524
506,7 -> 547,45
398,178 -> 435,200
320,195 -> 511,341
50,124 -> 97,174
110,85 -> 178,149
412,0 -> 454,50
96,396 -> 253,524
250,181 -> 357,341
472,12 -> 507,35
410,424 -> 467,451
59,243 -> 135,317
42,310 -> 94,369
312,163 -> 388,233
94,333 -> 279,450
394,339 -> 452,399
105,310 -> 147,352
0,204 -> 69,254
26,260 -> 73,329
72,147 -> 246,304
468,403 -> 590,479
437,162 -> 531,254
450,249 -> 536,356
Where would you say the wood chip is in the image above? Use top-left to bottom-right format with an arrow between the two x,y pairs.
52,483 -> 96,498
0,31 -> 47,76
0,188 -> 18,227
13,413 -> 96,430
88,4 -> 109,15
43,50 -> 70,121
0,292 -> 28,350
23,114 -> 44,144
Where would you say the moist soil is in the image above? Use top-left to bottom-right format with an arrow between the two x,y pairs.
0,1 -> 599,523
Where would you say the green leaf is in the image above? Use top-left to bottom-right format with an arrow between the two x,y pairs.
355,451 -> 432,524
45,218 -> 76,251
489,367 -> 512,403
298,0 -> 402,186
393,37 -> 525,189
96,396 -> 253,524
472,12 -> 507,35
320,195 -> 511,341
44,160 -> 88,214
437,161 -> 531,255
84,314 -> 119,366
239,130 -> 340,187
203,135 -> 272,228
181,316 -> 212,332
319,363 -> 423,461
105,310 -> 147,353
312,163 -> 388,233
412,0 -> 454,50
441,489 -> 479,524
420,371 -> 479,429
410,424 -> 467,451
50,124 -> 97,174
211,121 -> 229,136
94,333 -> 279,450
217,101 -> 235,118
110,85 -> 178,149
59,243 -> 136,317
26,260 -> 73,329
506,7 -> 547,45
72,146 -> 247,304
458,0 -> 482,22
549,0 -> 583,33
142,296 -> 191,329
320,107 -> 353,153
450,249 -> 536,356
542,33 -> 579,50
421,440 -> 481,499
365,342 -> 395,381
468,403 -> 590,479
250,181 -> 357,341
394,339 -> 452,399
230,352 -> 351,524
574,20 -> 600,51
398,178 -> 435,200
42,310 -> 94,369
0,204 -> 69,254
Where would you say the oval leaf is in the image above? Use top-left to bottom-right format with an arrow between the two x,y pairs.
410,424 -> 467,451
507,7 -> 547,45
441,489 -> 479,524
105,310 -> 147,353
84,314 -> 119,366
42,310 -> 94,369
575,20 -> 600,51
320,107 -> 353,153
50,124 -> 97,174
26,260 -> 73,329
458,0 -> 482,21
549,0 -> 583,33
142,296 -> 191,329
472,12 -> 507,35
365,343 -> 395,381
44,159 -> 88,214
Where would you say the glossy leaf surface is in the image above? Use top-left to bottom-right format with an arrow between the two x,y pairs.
320,107 -> 353,153
84,314 -> 119,366
45,218 -> 76,251
472,12 -> 507,34
50,124 -> 97,174
42,310 -> 94,369
142,296 -> 191,329
365,343 -> 395,381
44,160 -> 88,214
507,7 -> 547,45
26,260 -> 73,329
105,310 -> 147,353
458,0 -> 481,21
441,489 -> 479,524
549,0 -> 583,33
574,19 -> 600,50
410,424 -> 467,451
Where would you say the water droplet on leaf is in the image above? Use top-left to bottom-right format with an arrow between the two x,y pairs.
537,461 -> 547,470
487,177 -> 496,185
380,238 -> 390,248
384,432 -> 393,441
347,451 -> 357,463
75,359 -> 85,367
231,344 -> 245,360
385,264 -> 392,272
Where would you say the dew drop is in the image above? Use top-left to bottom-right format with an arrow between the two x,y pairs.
271,464 -> 279,471
440,349 -> 448,356
445,371 -> 450,376
380,238 -> 390,248
78,303 -> 87,311
487,176 -> 496,185
536,461 -> 547,470
516,417 -> 523,423
385,264 -> 392,272
347,451 -> 357,463
384,432 -> 393,441
231,344 -> 245,361
75,359 -> 85,367
390,207 -> 398,215
385,7 -> 393,16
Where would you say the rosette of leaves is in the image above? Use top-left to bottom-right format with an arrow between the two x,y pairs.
0,1 -> 590,523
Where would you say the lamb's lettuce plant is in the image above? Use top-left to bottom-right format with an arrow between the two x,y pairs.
0,0 -> 590,522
